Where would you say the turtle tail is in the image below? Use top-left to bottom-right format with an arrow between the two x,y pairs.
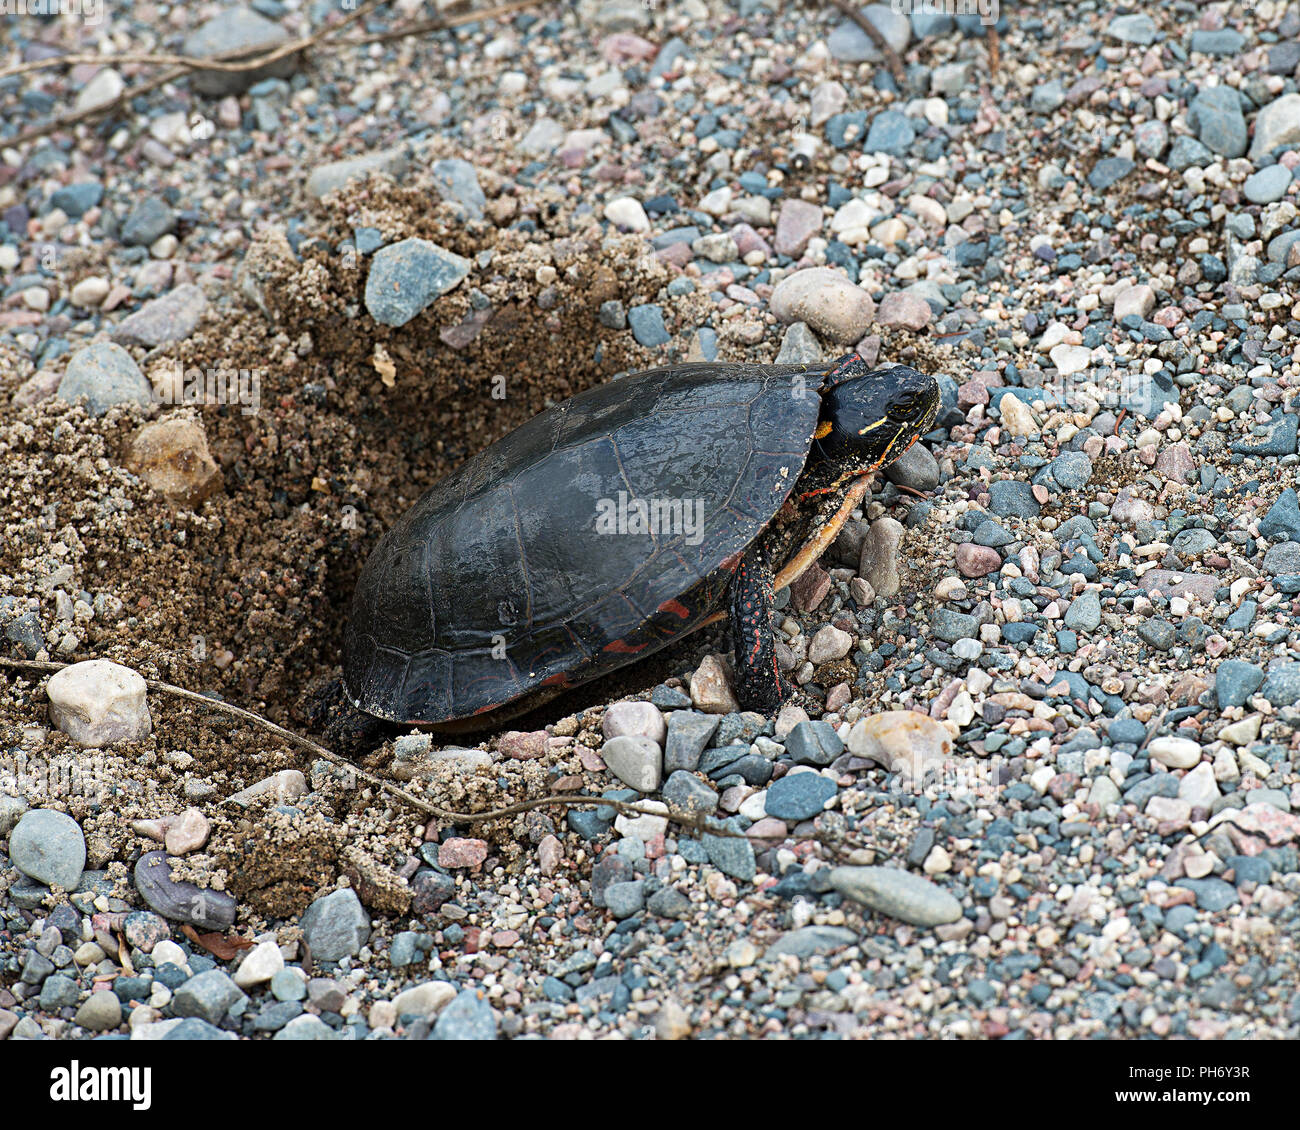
307,679 -> 399,758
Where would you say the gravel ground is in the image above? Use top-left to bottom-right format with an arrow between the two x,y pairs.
2,0 -> 1300,1042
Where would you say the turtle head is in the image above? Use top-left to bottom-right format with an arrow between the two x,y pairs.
813,358 -> 939,473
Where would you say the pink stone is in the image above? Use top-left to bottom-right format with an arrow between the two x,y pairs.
164,808 -> 210,855
656,242 -> 692,268
439,837 -> 489,869
955,543 -> 1001,577
730,222 -> 772,258
876,291 -> 933,330
789,562 -> 832,612
578,746 -> 606,772
825,682 -> 851,713
600,33 -> 658,63
538,834 -> 562,876
498,730 -> 549,759
746,817 -> 788,844
11,368 -> 61,407
601,700 -> 667,745
957,379 -> 991,408
773,198 -> 823,257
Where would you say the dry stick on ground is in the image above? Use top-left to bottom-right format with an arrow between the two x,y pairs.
3,0 -> 541,147
987,26 -> 1000,78
821,0 -> 906,87
0,658 -> 765,844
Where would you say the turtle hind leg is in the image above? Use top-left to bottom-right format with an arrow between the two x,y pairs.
307,679 -> 398,758
728,543 -> 795,713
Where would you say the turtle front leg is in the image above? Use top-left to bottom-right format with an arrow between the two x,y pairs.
729,543 -> 795,713
307,679 -> 398,757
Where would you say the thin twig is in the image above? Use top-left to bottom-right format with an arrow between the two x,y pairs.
822,0 -> 906,87
987,25 -> 1000,78
0,657 -> 751,840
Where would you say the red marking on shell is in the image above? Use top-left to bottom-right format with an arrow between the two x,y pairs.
603,639 -> 648,655
658,598 -> 691,619
720,550 -> 743,572
541,672 -> 571,687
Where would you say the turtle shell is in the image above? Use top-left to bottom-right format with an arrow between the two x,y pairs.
344,361 -> 834,724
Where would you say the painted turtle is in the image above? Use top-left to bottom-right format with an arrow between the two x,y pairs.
324,353 -> 937,747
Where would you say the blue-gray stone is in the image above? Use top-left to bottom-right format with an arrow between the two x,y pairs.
827,6 -> 911,63
8,809 -> 85,891
542,976 -> 574,1002
1261,663 -> 1300,707
162,1017 -> 236,1040
1226,855 -> 1273,886
252,1000 -> 302,1032
764,925 -> 858,958
364,238 -> 471,327
430,158 -> 485,221
1216,659 -> 1265,710
1063,590 -> 1101,632
973,519 -> 1013,547
662,770 -> 719,815
1119,372 -> 1181,418
1137,618 -> 1176,650
429,989 -> 497,1040
1244,164 -> 1293,205
1108,718 -> 1147,745
828,866 -> 962,926
1088,158 -> 1135,190
1030,80 -> 1065,115
603,879 -> 645,919
784,720 -> 844,766
1263,488 -> 1300,543
598,299 -> 626,330
4,611 -> 44,659
121,198 -> 177,246
1264,541 -> 1300,575
646,885 -> 691,918
1048,451 -> 1092,490
39,973 -> 80,1010
50,181 -> 103,218
865,110 -> 916,156
1268,229 -> 1300,264
1225,600 -> 1257,633
1167,135 -> 1215,170
172,969 -> 245,1025
566,806 -> 611,842
911,11 -> 953,37
1002,622 -> 1040,645
58,342 -> 152,417
1230,414 -> 1298,457
389,931 -> 421,968
1176,877 -> 1238,912
932,608 -> 979,643
299,888 -> 370,963
664,711 -> 719,772
1189,29 -> 1245,55
1125,774 -> 1179,808
1107,14 -> 1157,44
628,304 -> 671,347
1188,86 -> 1247,158
764,773 -> 837,821
1164,904 -> 1197,937
1171,527 -> 1217,556
702,829 -> 756,882
989,480 -> 1040,519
